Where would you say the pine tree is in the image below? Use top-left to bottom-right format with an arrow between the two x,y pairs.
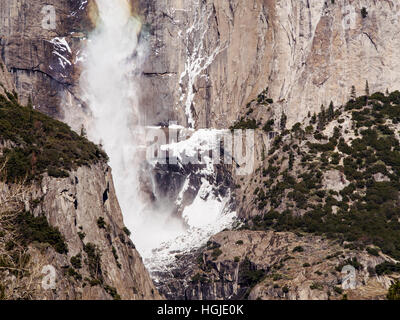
318,105 -> 326,130
289,152 -> 295,170
27,96 -> 33,109
387,280 -> 400,300
80,124 -> 87,138
311,113 -> 317,124
350,85 -> 357,100
365,80 -> 370,96
280,112 -> 287,131
327,101 -> 334,121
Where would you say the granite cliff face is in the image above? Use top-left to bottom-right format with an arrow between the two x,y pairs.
4,1 -> 400,129
29,163 -> 160,300
0,0 -> 92,117
0,153 -> 160,300
139,0 -> 400,128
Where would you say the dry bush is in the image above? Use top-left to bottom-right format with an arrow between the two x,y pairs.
0,163 -> 42,299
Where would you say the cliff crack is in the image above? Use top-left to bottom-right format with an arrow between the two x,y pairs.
143,71 -> 177,77
362,32 -> 378,52
9,65 -> 73,86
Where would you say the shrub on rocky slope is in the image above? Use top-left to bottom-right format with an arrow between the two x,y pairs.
0,91 -> 159,300
0,91 -> 107,182
240,91 -> 400,260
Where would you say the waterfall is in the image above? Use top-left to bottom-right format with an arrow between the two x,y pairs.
62,0 -> 236,272
74,0 -> 186,257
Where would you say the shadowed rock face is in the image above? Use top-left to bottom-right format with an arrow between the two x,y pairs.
0,0 -> 91,117
26,162 -> 162,300
148,159 -> 234,217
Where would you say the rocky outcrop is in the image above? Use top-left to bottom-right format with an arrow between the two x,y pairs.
0,162 -> 161,300
160,230 -> 397,300
35,162 -> 161,299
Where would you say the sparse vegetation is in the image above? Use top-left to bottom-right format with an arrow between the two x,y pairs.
83,242 -> 102,279
97,217 -> 106,229
292,246 -> 304,253
211,248 -> 223,260
0,91 -> 108,183
78,231 -> 86,240
387,280 -> 400,300
256,87 -> 273,105
0,175 -> 64,299
66,267 -> 82,281
123,227 -> 131,236
191,273 -> 208,284
334,286 -> 343,295
70,253 -> 82,269
263,119 -> 275,133
230,117 -> 258,130
104,285 -> 121,300
375,262 -> 400,276
361,7 -> 368,19
238,258 -> 266,298
366,247 -> 380,257
246,91 -> 400,260
336,258 -> 363,272
310,282 -> 323,290
112,246 -> 121,269
207,241 -> 221,250
16,212 -> 68,254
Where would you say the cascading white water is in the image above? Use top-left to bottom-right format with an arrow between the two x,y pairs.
77,0 -> 186,257
64,0 -> 236,270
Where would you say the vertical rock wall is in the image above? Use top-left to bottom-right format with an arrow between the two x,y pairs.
9,162 -> 162,300
139,0 -> 400,128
